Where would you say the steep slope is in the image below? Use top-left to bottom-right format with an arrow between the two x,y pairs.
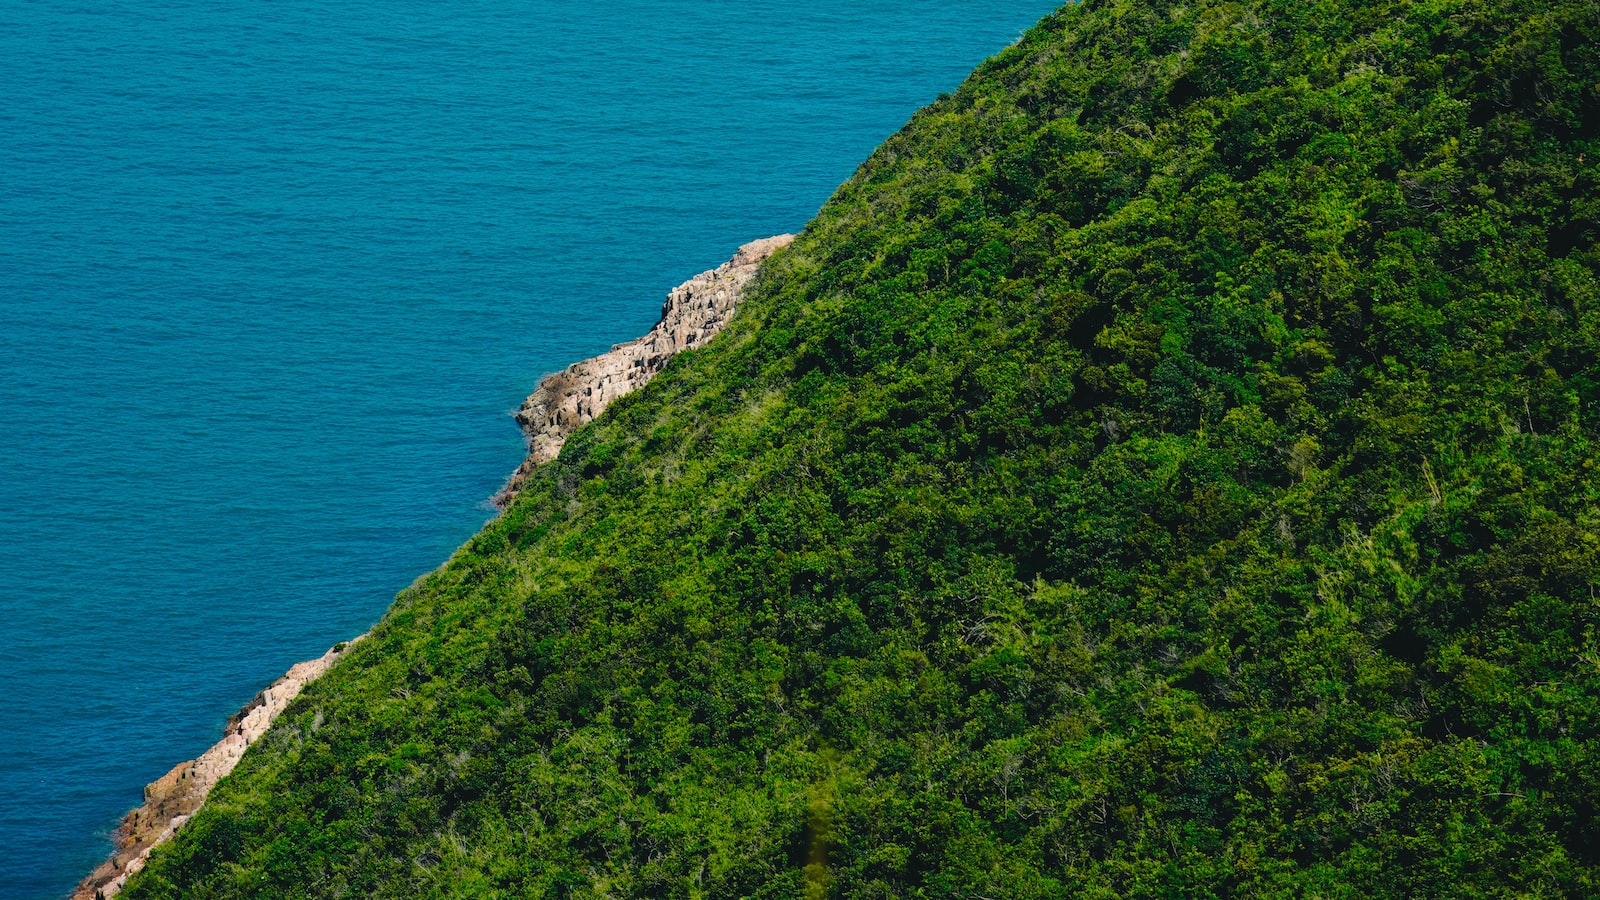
126,0 -> 1600,896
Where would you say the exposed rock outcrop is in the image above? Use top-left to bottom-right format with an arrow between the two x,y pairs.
494,234 -> 794,507
76,235 -> 792,898
74,637 -> 364,900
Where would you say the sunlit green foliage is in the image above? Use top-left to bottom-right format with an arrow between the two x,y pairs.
128,0 -> 1600,895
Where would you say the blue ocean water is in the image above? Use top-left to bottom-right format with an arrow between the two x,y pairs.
0,2 -> 1061,896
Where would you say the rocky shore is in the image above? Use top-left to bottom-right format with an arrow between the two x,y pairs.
76,235 -> 791,898
73,637 -> 364,900
494,234 -> 794,507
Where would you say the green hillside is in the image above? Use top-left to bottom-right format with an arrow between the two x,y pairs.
127,0 -> 1600,895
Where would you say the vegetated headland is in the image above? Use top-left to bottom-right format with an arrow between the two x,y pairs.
100,0 -> 1600,895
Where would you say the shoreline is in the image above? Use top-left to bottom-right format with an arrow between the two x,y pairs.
72,636 -> 365,900
494,234 -> 794,506
73,234 -> 793,898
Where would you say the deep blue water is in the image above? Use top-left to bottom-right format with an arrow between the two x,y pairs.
0,2 -> 1061,896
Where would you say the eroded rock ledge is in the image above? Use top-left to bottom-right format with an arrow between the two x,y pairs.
74,637 -> 364,900
493,233 -> 795,507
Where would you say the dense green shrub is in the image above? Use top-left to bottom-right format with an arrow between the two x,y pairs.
129,0 -> 1600,895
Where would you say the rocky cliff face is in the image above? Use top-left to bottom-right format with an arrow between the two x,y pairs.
494,234 -> 794,507
73,637 -> 364,900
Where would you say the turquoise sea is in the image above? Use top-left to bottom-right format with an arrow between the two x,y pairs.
0,2 -> 1061,896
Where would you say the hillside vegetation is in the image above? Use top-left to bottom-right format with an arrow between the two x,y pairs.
128,0 -> 1600,895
